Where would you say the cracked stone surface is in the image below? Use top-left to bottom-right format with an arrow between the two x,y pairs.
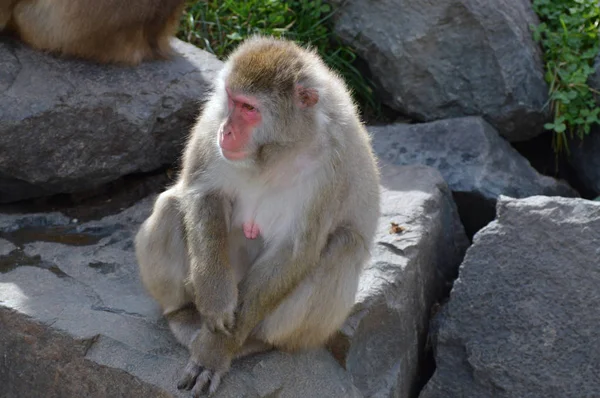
0,199 -> 362,397
335,163 -> 469,398
0,37 -> 223,203
331,0 -> 549,142
370,117 -> 579,236
420,196 -> 600,397
0,164 -> 466,397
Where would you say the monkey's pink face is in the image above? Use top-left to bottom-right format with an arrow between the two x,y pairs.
219,88 -> 262,161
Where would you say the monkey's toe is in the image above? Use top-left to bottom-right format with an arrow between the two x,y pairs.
177,361 -> 202,390
208,373 -> 223,395
191,370 -> 212,397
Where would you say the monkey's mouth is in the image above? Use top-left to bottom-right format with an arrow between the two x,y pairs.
220,147 -> 249,161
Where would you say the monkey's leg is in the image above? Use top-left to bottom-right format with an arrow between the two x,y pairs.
135,188 -> 198,348
234,337 -> 274,359
182,226 -> 367,396
254,226 -> 367,352
0,0 -> 18,30
165,304 -> 203,350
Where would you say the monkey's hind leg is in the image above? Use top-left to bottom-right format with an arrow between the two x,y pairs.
235,338 -> 274,359
135,187 -> 198,348
256,226 -> 367,352
165,304 -> 203,350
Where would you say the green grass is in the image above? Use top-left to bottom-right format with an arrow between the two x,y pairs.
177,0 -> 380,117
531,0 -> 600,155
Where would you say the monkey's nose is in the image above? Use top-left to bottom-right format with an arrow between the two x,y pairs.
225,129 -> 237,140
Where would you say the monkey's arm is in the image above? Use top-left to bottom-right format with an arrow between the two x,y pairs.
182,190 -> 237,334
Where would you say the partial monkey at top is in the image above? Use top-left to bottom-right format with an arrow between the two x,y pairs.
0,0 -> 187,65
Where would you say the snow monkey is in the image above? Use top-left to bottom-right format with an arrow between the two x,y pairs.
135,35 -> 381,396
0,0 -> 186,65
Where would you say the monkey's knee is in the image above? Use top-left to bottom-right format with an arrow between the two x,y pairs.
136,189 -> 191,313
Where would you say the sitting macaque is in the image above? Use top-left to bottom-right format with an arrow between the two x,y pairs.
135,35 -> 381,396
0,0 -> 186,65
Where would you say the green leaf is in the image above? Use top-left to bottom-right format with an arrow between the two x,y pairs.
532,0 -> 600,154
554,123 -> 567,133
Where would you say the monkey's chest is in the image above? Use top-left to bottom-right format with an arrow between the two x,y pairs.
230,184 -> 305,243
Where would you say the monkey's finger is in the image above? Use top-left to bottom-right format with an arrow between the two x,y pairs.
208,372 -> 223,396
191,370 -> 212,398
223,313 -> 235,333
214,318 -> 232,337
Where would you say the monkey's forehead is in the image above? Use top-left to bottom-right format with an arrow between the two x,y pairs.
226,42 -> 306,94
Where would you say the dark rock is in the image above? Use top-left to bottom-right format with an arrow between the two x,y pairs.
569,129 -> 600,196
337,164 -> 469,398
420,195 -> 600,398
370,117 -> 578,236
332,0 -> 549,142
0,37 -> 223,203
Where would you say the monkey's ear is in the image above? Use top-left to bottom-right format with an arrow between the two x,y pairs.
296,85 -> 319,108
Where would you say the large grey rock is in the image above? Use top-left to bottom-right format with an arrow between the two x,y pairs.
0,37 -> 223,203
0,199 -> 362,397
336,164 -> 469,398
370,117 -> 578,236
569,128 -> 600,196
420,195 -> 600,398
332,0 -> 549,142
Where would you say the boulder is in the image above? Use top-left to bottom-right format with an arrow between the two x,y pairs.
569,128 -> 600,196
420,195 -> 600,398
0,199 -> 362,397
332,0 -> 549,142
0,37 -> 223,204
336,164 -> 469,398
370,117 -> 578,236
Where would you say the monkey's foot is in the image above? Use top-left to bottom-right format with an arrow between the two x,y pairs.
177,360 -> 226,397
243,221 -> 260,239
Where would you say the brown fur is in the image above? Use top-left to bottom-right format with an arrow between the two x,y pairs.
135,36 -> 381,396
0,0 -> 186,65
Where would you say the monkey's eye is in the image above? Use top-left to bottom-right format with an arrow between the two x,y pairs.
242,103 -> 256,112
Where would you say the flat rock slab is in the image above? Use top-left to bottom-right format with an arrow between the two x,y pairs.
420,195 -> 600,397
339,164 -> 469,398
0,37 -> 223,203
370,117 -> 578,236
0,200 -> 361,397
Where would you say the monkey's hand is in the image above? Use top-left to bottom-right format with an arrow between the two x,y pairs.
201,302 -> 236,337
193,269 -> 238,336
177,325 -> 236,397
